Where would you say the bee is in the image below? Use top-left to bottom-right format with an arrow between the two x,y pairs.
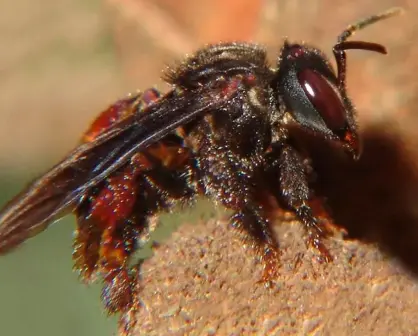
0,8 -> 402,335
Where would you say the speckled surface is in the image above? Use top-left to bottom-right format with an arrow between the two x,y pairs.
131,218 -> 418,336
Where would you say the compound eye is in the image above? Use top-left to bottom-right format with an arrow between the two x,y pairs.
297,69 -> 347,131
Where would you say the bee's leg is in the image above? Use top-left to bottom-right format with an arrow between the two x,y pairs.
73,87 -> 163,294
98,209 -> 151,335
230,207 -> 281,285
74,145 -> 196,335
99,218 -> 144,314
73,161 -> 146,313
278,145 -> 332,262
72,212 -> 104,282
194,119 -> 281,285
73,87 -> 163,282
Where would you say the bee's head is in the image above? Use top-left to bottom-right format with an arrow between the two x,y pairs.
274,8 -> 402,160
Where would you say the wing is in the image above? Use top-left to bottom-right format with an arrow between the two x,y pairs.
0,87 -> 229,253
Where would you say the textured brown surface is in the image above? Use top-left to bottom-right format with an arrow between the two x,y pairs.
132,218 -> 418,336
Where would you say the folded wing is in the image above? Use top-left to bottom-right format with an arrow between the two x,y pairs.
0,88 -> 228,253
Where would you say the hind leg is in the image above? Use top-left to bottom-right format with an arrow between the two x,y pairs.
74,151 -> 197,334
74,88 -> 198,335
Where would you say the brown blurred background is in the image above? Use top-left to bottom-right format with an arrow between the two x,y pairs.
0,0 -> 416,335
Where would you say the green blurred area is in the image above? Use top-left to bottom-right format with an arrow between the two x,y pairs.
0,0 -> 120,334
0,176 -> 117,336
0,175 -> 218,336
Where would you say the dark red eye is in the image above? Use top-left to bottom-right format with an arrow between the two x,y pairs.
297,69 -> 347,131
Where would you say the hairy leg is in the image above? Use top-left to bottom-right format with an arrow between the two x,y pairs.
230,206 -> 281,284
194,116 -> 281,284
277,145 -> 332,262
73,151 -> 196,333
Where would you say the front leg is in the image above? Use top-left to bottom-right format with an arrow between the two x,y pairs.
279,145 -> 332,262
230,207 -> 281,284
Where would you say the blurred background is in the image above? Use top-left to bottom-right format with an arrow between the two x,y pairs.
0,0 -> 416,335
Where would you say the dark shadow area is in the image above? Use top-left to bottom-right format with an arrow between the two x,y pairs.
299,124 -> 418,275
